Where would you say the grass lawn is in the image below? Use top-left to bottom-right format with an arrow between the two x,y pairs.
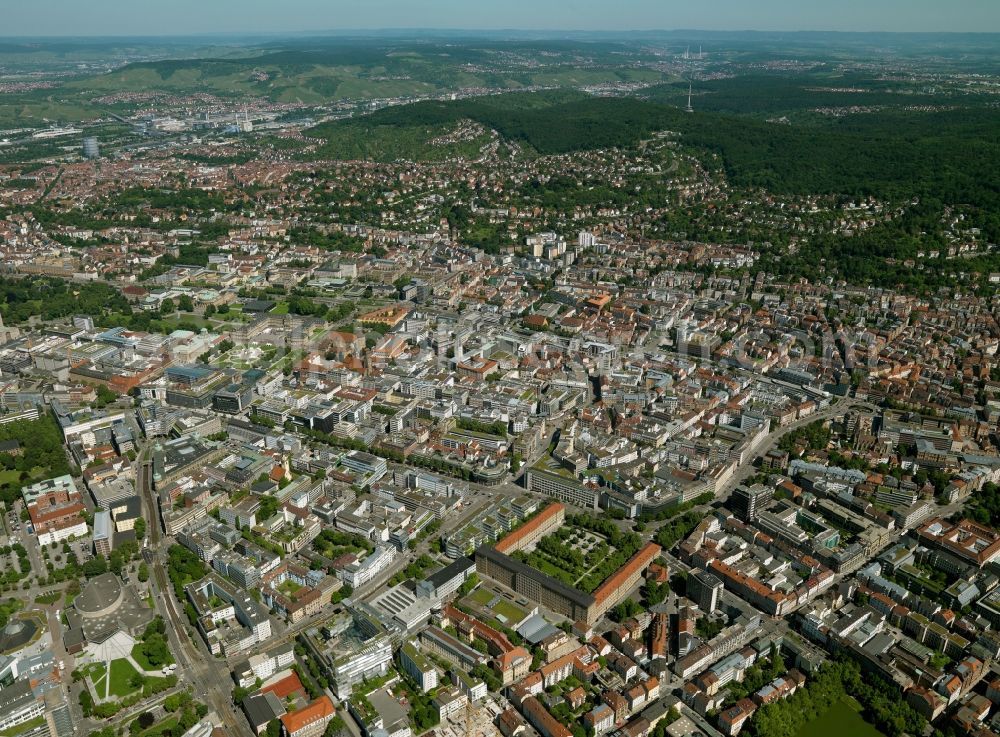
156,315 -> 215,332
795,697 -> 886,737
279,579 -> 303,595
108,658 -> 141,698
135,717 -> 178,737
466,587 -> 527,625
469,588 -> 494,607
34,591 -> 61,606
0,470 -> 19,487
85,661 -> 107,693
272,301 -> 290,315
492,599 -> 527,625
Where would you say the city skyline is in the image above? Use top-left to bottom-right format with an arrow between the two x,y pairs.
4,0 -> 1000,37
1,8 -> 1000,737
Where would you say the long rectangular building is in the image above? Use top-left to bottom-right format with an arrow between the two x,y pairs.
495,502 -> 565,555
521,696 -> 572,737
421,625 -> 488,670
525,467 -> 599,509
476,545 -> 596,623
475,541 -> 661,626
591,542 -> 661,621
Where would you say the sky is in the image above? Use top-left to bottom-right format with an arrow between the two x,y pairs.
4,0 -> 1000,36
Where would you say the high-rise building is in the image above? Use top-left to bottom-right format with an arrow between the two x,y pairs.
687,569 -> 724,613
92,510 -> 112,556
730,484 -> 772,522
82,136 -> 100,159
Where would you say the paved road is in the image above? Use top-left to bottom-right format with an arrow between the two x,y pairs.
13,500 -> 47,579
712,399 -> 878,504
137,453 -> 255,737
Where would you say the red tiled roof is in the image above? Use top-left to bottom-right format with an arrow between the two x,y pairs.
280,696 -> 335,736
260,671 -> 304,701
593,543 -> 661,604
495,503 -> 564,555
522,697 -> 572,737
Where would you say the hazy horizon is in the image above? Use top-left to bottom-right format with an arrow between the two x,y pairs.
5,0 -> 1000,37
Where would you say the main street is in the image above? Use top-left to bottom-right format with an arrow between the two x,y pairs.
112,409 -> 514,730
712,399 -> 879,503
136,452 -> 255,737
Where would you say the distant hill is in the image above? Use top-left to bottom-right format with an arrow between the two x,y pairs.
639,73 -> 974,116
74,42 -> 669,104
307,88 -> 1000,215
305,91 -> 690,161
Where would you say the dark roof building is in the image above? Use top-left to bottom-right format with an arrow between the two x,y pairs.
243,691 -> 286,735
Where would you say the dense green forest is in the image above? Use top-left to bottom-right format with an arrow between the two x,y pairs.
309,93 -> 680,156
309,90 -> 1000,216
0,276 -> 131,325
642,73 -> 988,116
680,106 -> 1000,214
0,414 -> 73,505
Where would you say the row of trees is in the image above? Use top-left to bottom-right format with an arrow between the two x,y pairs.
37,537 -> 133,588
536,534 -> 588,570
654,510 -> 706,552
126,690 -> 209,737
1,544 -> 31,586
637,492 -> 714,523
389,554 -> 436,586
568,512 -> 639,552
